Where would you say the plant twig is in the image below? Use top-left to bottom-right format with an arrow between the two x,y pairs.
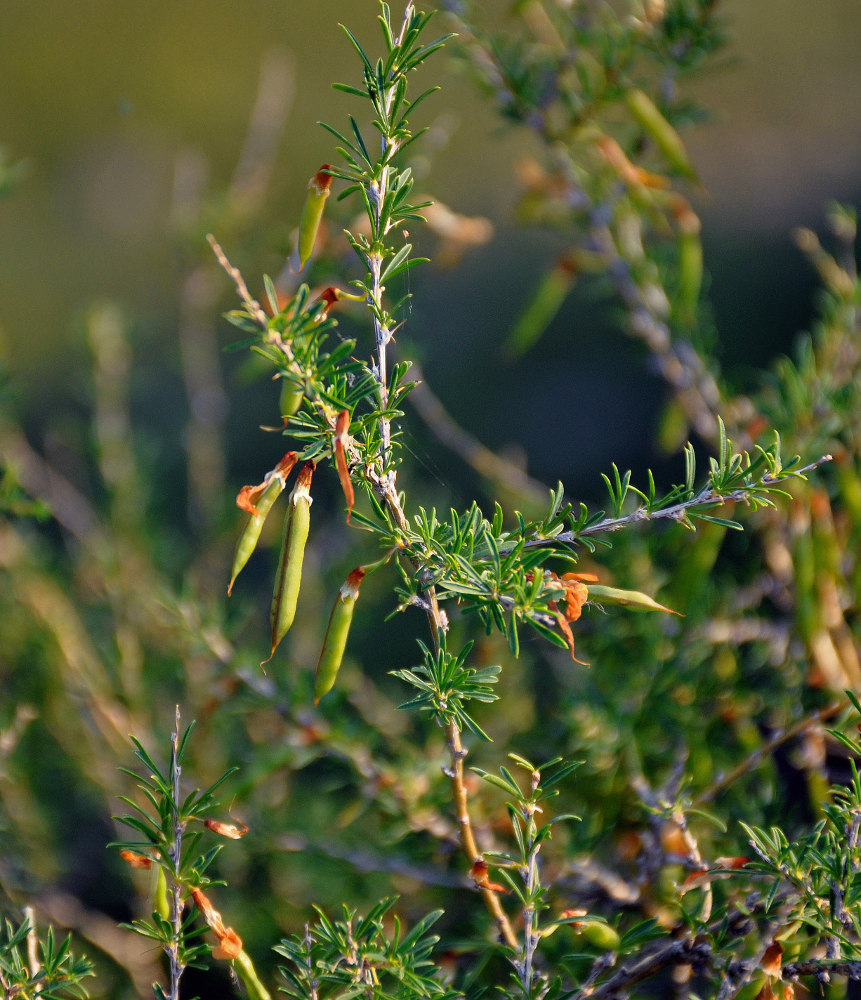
445,721 -> 518,948
167,705 -> 186,1000
782,958 -> 861,981
518,455 -> 834,552
357,3 -> 519,951
573,908 -> 754,1000
695,699 -> 846,805
206,235 -> 273,334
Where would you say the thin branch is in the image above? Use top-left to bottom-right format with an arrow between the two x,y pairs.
695,699 -> 847,806
445,720 -> 519,949
783,958 -> 861,981
573,908 -> 755,1000
359,3 -> 518,951
227,49 -> 294,215
274,831 -> 463,889
167,706 -> 186,1000
519,454 -> 833,552
206,235 -> 274,335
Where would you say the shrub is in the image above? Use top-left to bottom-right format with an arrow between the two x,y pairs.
2,3 -> 861,999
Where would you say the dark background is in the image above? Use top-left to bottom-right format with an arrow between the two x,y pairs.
2,0 -> 860,496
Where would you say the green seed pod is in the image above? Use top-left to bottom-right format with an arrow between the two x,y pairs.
290,166 -> 332,273
279,375 -> 304,418
625,89 -> 696,180
233,949 -> 272,1000
314,567 -> 365,704
153,864 -> 170,922
229,476 -> 284,596
505,256 -> 577,357
228,453 -> 297,596
269,461 -> 314,658
586,584 -> 682,616
676,230 -> 703,327
574,920 -> 621,953
670,196 -> 703,328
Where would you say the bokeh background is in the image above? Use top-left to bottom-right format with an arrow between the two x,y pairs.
2,0 -> 861,496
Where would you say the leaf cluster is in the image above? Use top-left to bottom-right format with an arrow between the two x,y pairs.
274,898 -> 455,1000
0,919 -> 94,1000
111,727 -> 238,972
327,6 -> 452,328
741,694 -> 861,955
391,637 -> 500,741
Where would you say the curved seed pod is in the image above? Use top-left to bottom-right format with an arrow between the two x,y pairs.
314,567 -> 365,704
228,452 -> 298,596
268,461 -> 314,658
625,89 -> 696,180
290,165 -> 332,273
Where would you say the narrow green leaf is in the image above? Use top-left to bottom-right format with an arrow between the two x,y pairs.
340,24 -> 374,74
331,82 -> 368,99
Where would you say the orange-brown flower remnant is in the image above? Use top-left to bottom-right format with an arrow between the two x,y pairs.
470,857 -> 510,894
235,452 -> 298,517
680,856 -> 750,894
315,286 -> 341,314
333,409 -> 355,522
596,134 -> 669,190
119,849 -> 152,869
546,571 -> 599,663
230,452 -> 299,596
204,817 -> 249,840
191,887 -> 243,960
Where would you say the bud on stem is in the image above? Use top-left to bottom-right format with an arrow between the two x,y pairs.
573,919 -> 621,952
314,567 -> 365,703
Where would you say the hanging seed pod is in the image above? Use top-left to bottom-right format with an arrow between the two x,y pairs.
314,567 -> 365,703
228,452 -> 298,596
505,255 -> 578,357
290,165 -> 332,272
268,461 -> 314,659
625,89 -> 696,180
